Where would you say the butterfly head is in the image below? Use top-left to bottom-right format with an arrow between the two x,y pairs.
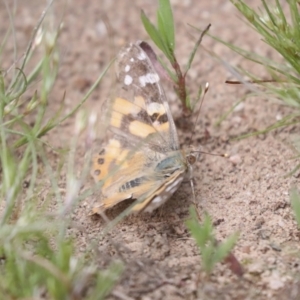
176,147 -> 197,181
187,152 -> 197,165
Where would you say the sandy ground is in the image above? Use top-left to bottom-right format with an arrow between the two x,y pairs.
2,0 -> 300,299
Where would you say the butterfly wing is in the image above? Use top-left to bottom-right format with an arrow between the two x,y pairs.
92,42 -> 185,213
107,42 -> 180,152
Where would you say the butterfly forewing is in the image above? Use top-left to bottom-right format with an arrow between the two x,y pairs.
116,42 -> 180,151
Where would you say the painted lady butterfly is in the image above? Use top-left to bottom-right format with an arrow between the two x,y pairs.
91,41 -> 197,214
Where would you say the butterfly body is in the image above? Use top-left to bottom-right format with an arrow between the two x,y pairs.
92,41 -> 195,213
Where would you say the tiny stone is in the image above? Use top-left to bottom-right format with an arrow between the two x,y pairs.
269,242 -> 281,252
258,229 -> 271,240
255,217 -> 265,229
248,261 -> 264,275
229,154 -> 242,165
240,245 -> 251,254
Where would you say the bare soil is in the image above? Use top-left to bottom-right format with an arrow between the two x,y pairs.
2,1 -> 300,299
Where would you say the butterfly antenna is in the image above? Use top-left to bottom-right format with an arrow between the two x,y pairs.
225,79 -> 279,84
194,150 -> 228,157
188,84 -> 227,158
188,82 -> 209,148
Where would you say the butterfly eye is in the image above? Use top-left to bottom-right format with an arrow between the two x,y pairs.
187,154 -> 197,165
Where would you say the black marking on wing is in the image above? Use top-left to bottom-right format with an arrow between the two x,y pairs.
157,113 -> 168,124
119,176 -> 146,192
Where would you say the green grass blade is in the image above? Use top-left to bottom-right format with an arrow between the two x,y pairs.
157,0 -> 175,52
141,10 -> 173,62
185,24 -> 210,74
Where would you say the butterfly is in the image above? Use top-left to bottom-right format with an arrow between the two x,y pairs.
91,41 -> 197,214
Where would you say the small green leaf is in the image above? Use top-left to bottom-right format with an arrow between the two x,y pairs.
157,12 -> 174,61
291,188 -> 300,227
186,206 -> 238,274
186,208 -> 212,249
214,233 -> 239,263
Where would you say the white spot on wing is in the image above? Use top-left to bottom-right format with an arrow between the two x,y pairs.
152,196 -> 162,204
166,177 -> 183,193
174,177 -> 184,187
144,175 -> 184,213
124,75 -> 133,85
137,51 -> 147,60
139,73 -> 159,87
147,102 -> 165,115
165,185 -> 175,193
125,65 -> 130,72
130,58 -> 134,62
